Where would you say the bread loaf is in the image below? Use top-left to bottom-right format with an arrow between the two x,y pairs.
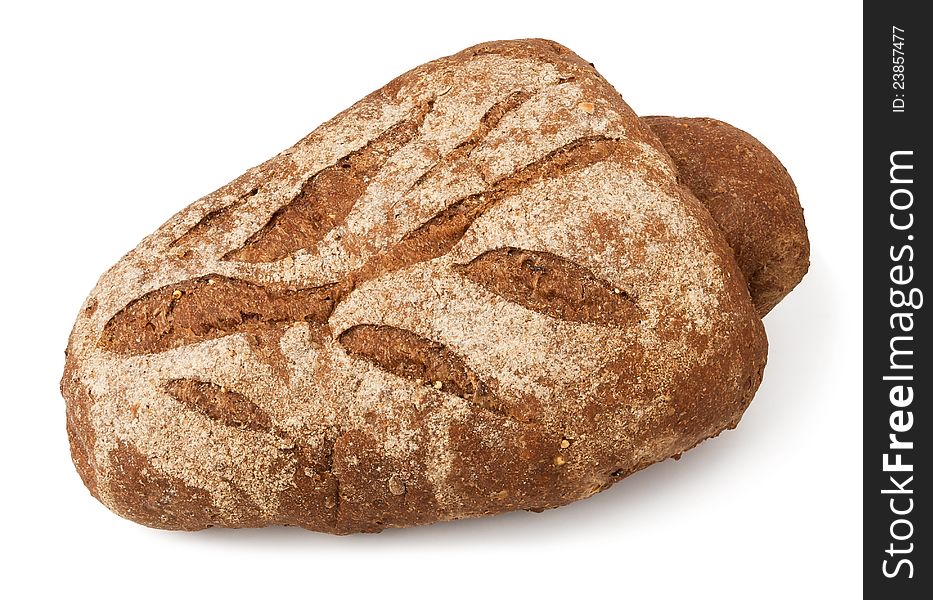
61,39 -> 804,533
644,116 -> 809,316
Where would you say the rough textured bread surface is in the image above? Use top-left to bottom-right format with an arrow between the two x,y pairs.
644,116 -> 809,316
61,39 -> 802,534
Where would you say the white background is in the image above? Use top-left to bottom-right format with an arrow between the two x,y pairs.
0,1 -> 862,597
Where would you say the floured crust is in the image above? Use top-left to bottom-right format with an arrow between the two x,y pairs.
62,39 -> 770,533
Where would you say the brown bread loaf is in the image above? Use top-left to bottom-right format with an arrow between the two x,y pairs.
643,116 -> 809,316
61,38 -> 803,534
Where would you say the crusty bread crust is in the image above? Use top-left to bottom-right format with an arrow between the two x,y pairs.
62,39 -> 773,533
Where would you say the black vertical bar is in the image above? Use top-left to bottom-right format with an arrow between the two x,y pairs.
864,1 -> 928,596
